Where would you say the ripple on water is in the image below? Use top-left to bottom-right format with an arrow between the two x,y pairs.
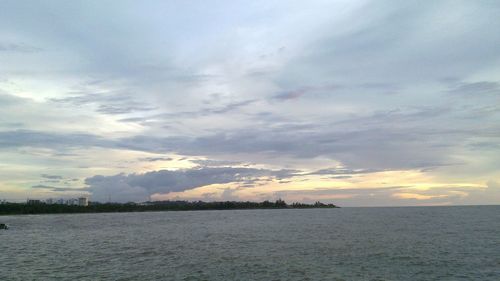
1,206 -> 499,280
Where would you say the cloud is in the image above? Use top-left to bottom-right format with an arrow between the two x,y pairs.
0,93 -> 26,106
50,93 -> 129,106
272,185 -> 486,207
85,166 -> 296,202
272,88 -> 310,101
50,93 -> 157,115
273,186 -> 406,206
31,184 -> 56,189
447,81 -> 500,97
392,192 -> 448,200
31,184 -> 88,193
0,130 -> 112,150
138,157 -> 173,162
190,159 -> 243,167
457,181 -> 500,205
117,99 -> 258,125
330,176 -> 353,179
308,167 -> 385,176
118,124 -> 462,170
271,84 -> 340,101
0,42 -> 41,53
41,174 -> 63,180
96,104 -> 157,115
206,99 -> 258,114
280,1 -> 500,86
1,1 -> 500,205
1,100 -> 498,178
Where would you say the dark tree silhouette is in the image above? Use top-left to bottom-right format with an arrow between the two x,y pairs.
0,199 -> 338,215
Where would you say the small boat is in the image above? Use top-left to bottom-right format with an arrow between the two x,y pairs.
0,223 -> 8,230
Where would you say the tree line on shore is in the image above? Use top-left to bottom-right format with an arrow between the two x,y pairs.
0,199 -> 338,215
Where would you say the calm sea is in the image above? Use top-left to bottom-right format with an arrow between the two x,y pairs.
1,206 -> 499,280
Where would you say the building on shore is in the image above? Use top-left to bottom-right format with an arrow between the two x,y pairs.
78,197 -> 89,206
22,197 -> 89,206
66,198 -> 77,205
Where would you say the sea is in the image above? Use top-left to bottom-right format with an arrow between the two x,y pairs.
1,206 -> 499,280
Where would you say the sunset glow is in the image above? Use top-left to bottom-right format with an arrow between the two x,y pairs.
1,0 -> 499,206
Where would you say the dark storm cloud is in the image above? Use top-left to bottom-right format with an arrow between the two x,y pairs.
85,166 -> 299,202
124,101 -> 495,171
117,121 -> 469,170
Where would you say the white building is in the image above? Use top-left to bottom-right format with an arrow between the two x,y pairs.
78,197 -> 89,206
27,199 -> 41,204
66,198 -> 77,205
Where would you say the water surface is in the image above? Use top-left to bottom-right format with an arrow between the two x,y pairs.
1,206 -> 499,280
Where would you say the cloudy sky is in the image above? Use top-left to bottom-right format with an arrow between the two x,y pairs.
1,0 -> 499,206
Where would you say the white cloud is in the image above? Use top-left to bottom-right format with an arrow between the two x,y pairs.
1,1 -> 499,205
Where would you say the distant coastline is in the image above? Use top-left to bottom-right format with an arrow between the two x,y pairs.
0,200 -> 338,215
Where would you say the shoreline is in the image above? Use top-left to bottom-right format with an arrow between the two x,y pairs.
0,200 -> 339,216
0,206 -> 340,216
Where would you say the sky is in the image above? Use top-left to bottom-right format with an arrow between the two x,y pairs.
1,0 -> 499,206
